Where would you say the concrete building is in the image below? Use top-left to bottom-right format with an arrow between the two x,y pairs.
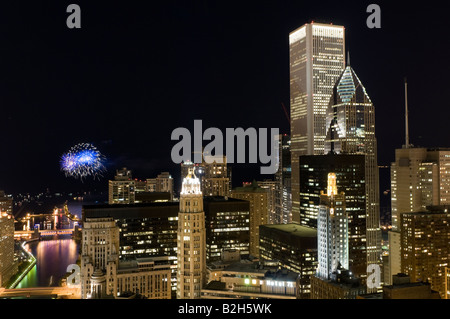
259,224 -> 317,299
80,217 -> 171,299
201,260 -> 299,299
290,22 -> 346,225
274,134 -> 292,224
257,180 -> 277,225
389,148 -> 450,285
231,182 -> 268,258
400,207 -> 450,299
324,65 -> 381,282
299,154 -> 368,283
177,169 -> 207,299
317,173 -> 348,279
382,274 -> 441,299
200,155 -> 231,197
0,191 -> 13,215
83,203 -> 179,297
155,172 -> 174,199
204,196 -> 250,262
310,266 -> 366,299
108,168 -> 135,204
0,212 -> 17,287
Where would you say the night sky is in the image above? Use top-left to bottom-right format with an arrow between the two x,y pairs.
0,0 -> 448,195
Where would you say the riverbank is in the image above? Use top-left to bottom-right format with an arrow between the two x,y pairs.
6,241 -> 36,289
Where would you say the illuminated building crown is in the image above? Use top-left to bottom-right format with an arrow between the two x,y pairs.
332,66 -> 372,104
181,168 -> 202,195
327,173 -> 338,197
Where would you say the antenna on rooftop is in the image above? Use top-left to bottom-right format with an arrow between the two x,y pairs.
405,77 -> 411,149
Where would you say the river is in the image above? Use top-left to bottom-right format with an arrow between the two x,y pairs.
16,237 -> 80,288
14,197 -> 98,289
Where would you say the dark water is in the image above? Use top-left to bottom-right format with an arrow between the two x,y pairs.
17,237 -> 80,288
15,199 -> 87,289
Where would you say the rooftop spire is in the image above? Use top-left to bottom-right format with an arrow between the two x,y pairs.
347,51 -> 350,67
405,77 -> 410,149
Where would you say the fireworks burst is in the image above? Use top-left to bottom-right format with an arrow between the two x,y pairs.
61,143 -> 106,180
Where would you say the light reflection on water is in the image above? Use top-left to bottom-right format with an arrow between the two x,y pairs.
17,237 -> 80,288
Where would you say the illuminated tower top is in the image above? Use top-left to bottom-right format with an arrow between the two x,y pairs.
327,173 -> 338,197
181,168 -> 202,196
317,173 -> 348,279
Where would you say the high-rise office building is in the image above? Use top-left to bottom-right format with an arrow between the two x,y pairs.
388,148 -> 450,284
83,196 -> 247,298
400,207 -> 450,299
0,191 -> 13,215
80,217 -> 172,299
200,155 -> 231,197
391,148 -> 450,230
299,154 -> 368,282
259,224 -> 317,299
80,217 -> 120,298
0,212 -> 17,287
231,182 -> 268,258
109,168 -> 135,204
310,173 -> 365,299
83,203 -> 179,297
275,135 -> 292,224
316,173 -> 349,279
290,22 -> 346,224
257,180 -> 277,225
177,169 -> 207,299
156,172 -> 174,199
204,196 -> 250,262
324,64 -> 381,288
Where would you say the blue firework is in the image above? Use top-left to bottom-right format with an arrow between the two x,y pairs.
61,143 -> 106,180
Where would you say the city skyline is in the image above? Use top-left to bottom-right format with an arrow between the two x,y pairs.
1,0 -> 450,304
0,1 -> 449,195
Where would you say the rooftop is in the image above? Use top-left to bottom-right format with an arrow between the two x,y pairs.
260,224 -> 317,238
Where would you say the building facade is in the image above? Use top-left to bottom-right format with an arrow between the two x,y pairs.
0,212 -> 17,287
324,64 -> 381,290
201,260 -> 299,299
257,180 -> 277,225
204,196 -> 250,262
155,172 -> 174,199
177,169 -> 207,299
80,217 -> 171,299
400,208 -> 450,299
108,168 -> 135,204
259,224 -> 317,299
275,134 -> 292,224
389,148 -> 450,284
0,191 -> 13,215
231,183 -> 268,258
317,173 -> 348,279
290,22 -> 346,224
201,155 -> 231,197
299,154 -> 368,282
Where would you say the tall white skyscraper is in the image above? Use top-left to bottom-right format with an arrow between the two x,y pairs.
317,173 -> 349,279
290,22 -> 346,223
177,168 -> 206,299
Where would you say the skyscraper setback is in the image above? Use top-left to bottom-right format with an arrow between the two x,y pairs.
290,22 -> 346,224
